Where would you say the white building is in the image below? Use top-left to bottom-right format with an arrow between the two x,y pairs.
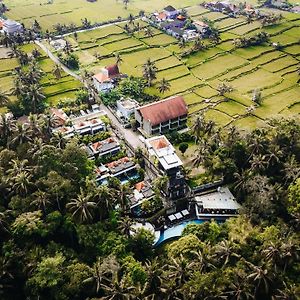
116,98 -> 139,121
163,5 -> 178,18
195,187 -> 241,217
3,19 -> 23,34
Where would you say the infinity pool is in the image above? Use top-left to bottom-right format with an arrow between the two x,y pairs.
155,219 -> 205,246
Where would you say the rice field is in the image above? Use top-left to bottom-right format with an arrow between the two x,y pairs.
2,1 -> 299,130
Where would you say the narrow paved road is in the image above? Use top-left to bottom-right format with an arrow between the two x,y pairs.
36,39 -> 143,150
35,40 -> 82,82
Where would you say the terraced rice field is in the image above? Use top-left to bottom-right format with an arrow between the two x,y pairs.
4,1 -> 299,129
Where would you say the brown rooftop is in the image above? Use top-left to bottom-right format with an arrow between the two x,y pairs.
138,96 -> 187,126
105,64 -> 120,78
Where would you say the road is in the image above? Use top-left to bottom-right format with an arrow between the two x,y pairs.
35,40 -> 82,82
36,38 -> 143,150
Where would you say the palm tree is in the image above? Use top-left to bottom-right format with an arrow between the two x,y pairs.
142,58 -> 158,87
26,83 -> 46,114
28,113 -> 42,137
0,114 -> 16,144
144,26 -> 154,38
283,155 -> 300,184
128,13 -> 134,24
273,282 -> 300,300
102,272 -> 135,300
192,140 -> 211,167
9,123 -> 32,148
7,158 -> 32,178
178,37 -> 186,48
191,114 -> 205,142
115,53 -> 123,66
50,131 -> 67,149
234,170 -> 253,198
67,189 -> 96,223
217,82 -> 233,96
94,185 -> 116,220
117,216 -> 135,238
144,258 -> 163,293
0,89 -> 9,106
52,64 -> 63,80
123,0 -> 130,10
212,240 -> 241,267
157,78 -> 171,94
249,154 -> 267,173
11,171 -> 33,195
31,190 -> 51,214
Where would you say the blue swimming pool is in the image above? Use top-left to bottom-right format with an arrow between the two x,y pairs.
155,219 -> 205,246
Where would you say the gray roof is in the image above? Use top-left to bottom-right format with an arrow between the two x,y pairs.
164,5 -> 176,12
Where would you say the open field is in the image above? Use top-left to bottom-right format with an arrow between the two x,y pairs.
2,2 -> 300,129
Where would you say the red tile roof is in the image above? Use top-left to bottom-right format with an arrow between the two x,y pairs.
138,96 -> 187,126
150,137 -> 169,150
135,181 -> 145,192
105,64 -> 120,78
93,72 -> 111,83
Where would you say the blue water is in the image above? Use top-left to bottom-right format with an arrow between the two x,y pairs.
155,219 -> 205,246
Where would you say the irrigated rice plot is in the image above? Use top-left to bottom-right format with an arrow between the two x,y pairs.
229,21 -> 262,36
184,47 -> 225,67
186,5 -> 209,17
157,65 -> 190,81
215,17 -> 246,30
283,45 -> 300,55
262,55 -> 299,72
204,109 -> 233,126
215,100 -> 247,117
251,51 -> 284,66
191,53 -> 248,80
232,115 -> 265,130
200,11 -> 228,22
230,68 -> 281,93
232,45 -> 273,60
155,56 -> 182,70
270,33 -> 299,46
142,34 -> 177,46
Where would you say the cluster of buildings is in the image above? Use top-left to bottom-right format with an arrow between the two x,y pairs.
146,5 -> 209,41
50,105 -> 107,138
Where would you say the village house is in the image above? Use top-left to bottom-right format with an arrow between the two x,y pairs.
135,95 -> 188,136
193,20 -> 209,34
49,108 -> 68,127
88,137 -> 120,158
2,19 -> 23,34
163,5 -> 179,18
145,135 -> 187,199
93,64 -> 124,93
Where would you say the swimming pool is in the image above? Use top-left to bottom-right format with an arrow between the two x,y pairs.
155,219 -> 205,246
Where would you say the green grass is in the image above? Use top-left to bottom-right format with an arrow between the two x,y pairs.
232,115 -> 265,131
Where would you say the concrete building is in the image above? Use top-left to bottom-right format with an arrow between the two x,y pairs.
135,95 -> 188,136
93,64 -> 122,93
145,135 -> 187,199
193,20 -> 209,33
116,98 -> 139,121
3,19 -> 23,34
195,187 -> 241,217
89,137 -> 120,157
163,5 -> 178,18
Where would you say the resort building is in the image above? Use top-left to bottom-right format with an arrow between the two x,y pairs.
93,64 -> 124,93
129,181 -> 155,215
135,95 -> 188,136
116,98 -> 139,121
107,157 -> 137,179
145,135 -> 187,199
88,137 -> 120,158
195,187 -> 241,217
3,19 -> 23,34
49,108 -> 68,127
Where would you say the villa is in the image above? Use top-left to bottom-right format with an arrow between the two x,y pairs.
129,181 -> 155,215
89,137 -> 120,158
93,64 -> 124,93
49,108 -> 68,127
145,135 -> 187,199
135,95 -> 188,136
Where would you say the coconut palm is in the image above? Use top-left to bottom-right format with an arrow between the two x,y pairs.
178,37 -> 186,48
212,240 -> 241,267
249,154 -> 268,173
101,272 -> 135,300
28,113 -> 42,137
157,78 -> 171,94
67,189 -> 96,223
31,190 -> 51,214
144,258 -> 163,293
123,0 -> 130,10
9,123 -> 33,147
117,216 -> 135,238
50,131 -> 67,149
0,89 -> 9,106
115,53 -> 123,66
283,155 -> 300,183
142,58 -> 157,87
26,83 -> 46,114
52,64 -> 63,80
144,26 -> 154,38
0,114 -> 16,143
7,158 -> 32,178
11,171 -> 33,195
